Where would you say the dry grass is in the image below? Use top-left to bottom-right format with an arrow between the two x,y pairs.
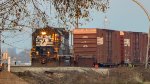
13,67 -> 150,84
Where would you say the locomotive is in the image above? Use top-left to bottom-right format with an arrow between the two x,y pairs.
31,26 -> 70,64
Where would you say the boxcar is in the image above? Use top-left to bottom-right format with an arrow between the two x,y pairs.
73,28 -> 121,67
120,31 -> 147,65
73,28 -> 148,67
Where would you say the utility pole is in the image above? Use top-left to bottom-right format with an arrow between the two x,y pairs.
75,4 -> 79,29
132,0 -> 150,69
0,31 -> 1,64
104,15 -> 109,29
76,15 -> 79,29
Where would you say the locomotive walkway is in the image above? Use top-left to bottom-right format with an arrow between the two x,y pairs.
0,71 -> 28,84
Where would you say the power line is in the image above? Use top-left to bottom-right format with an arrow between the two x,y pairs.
1,29 -> 32,39
2,41 -> 29,50
0,28 -> 22,63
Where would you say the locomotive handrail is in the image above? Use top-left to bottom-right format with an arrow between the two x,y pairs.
58,55 -> 74,57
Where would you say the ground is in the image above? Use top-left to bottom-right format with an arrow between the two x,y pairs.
0,71 -> 28,84
0,67 -> 150,84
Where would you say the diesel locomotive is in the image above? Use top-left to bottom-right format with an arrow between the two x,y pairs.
31,26 -> 70,64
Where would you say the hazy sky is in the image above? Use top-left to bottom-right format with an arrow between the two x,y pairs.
80,0 -> 150,32
2,0 -> 150,51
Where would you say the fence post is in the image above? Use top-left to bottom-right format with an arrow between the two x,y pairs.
8,57 -> 10,72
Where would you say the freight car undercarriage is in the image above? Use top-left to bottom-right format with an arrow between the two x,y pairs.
31,54 -> 74,67
31,46 -> 147,67
31,54 -> 146,67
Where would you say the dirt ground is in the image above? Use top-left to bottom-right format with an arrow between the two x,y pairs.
10,67 -> 150,84
0,71 -> 28,84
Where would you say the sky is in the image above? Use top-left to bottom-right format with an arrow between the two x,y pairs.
80,0 -> 150,32
2,0 -> 150,52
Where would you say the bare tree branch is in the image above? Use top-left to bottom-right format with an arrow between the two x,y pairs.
1,0 -> 109,30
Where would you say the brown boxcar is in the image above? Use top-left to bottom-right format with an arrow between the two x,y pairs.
73,28 -> 148,67
73,28 -> 121,66
120,31 -> 147,65
73,28 -> 97,67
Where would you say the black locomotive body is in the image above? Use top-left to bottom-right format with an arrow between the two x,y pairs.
31,27 -> 70,64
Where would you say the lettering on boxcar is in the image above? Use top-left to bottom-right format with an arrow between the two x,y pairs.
83,45 -> 88,47
124,39 -> 130,46
82,36 -> 88,38
81,41 -> 87,43
97,37 -> 103,45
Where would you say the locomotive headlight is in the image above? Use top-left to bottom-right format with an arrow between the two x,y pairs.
47,51 -> 50,56
36,51 -> 39,55
41,32 -> 46,35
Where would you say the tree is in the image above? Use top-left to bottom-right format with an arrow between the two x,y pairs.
0,0 -> 109,30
